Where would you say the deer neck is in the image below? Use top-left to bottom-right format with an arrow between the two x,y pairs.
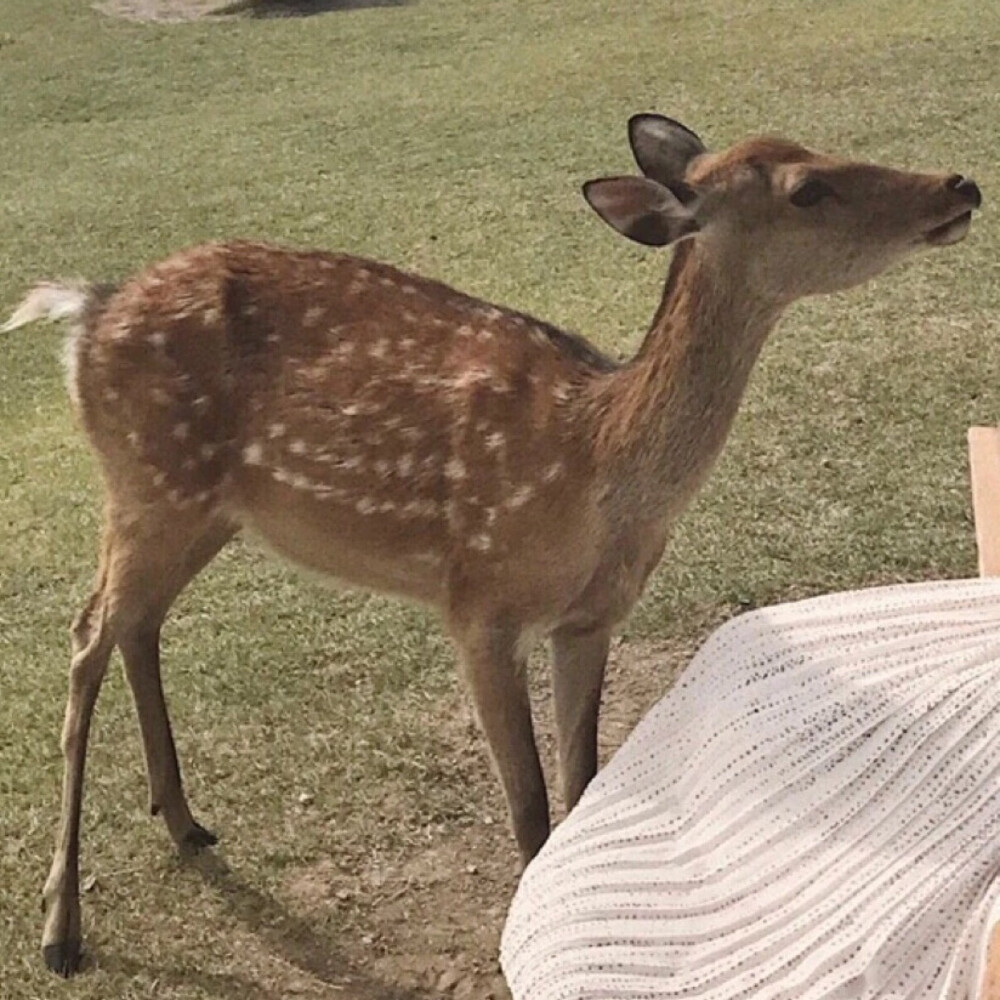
592,238 -> 786,520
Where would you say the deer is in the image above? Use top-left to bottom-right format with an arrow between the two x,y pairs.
3,114 -> 981,976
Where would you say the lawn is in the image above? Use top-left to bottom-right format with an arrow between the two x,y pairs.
1,0 -> 998,997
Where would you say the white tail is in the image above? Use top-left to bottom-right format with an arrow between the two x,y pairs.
13,114 -> 981,976
1,281 -> 90,333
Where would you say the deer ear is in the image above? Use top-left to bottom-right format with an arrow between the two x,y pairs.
582,176 -> 700,247
628,114 -> 707,190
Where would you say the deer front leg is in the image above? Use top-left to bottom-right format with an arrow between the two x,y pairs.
550,625 -> 610,812
42,592 -> 115,976
452,620 -> 550,866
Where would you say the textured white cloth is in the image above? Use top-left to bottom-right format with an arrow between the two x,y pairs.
502,579 -> 1000,1000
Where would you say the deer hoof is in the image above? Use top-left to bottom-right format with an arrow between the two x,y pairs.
43,939 -> 82,977
181,822 -> 218,852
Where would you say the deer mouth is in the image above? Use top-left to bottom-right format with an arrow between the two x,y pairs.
924,210 -> 973,247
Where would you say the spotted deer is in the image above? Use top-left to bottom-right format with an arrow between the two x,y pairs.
4,115 -> 981,975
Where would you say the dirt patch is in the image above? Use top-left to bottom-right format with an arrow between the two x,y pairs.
94,0 -> 407,22
259,636 -> 697,999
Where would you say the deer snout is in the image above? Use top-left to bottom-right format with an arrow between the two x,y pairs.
944,174 -> 982,208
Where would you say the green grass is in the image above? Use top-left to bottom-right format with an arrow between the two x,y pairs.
1,0 -> 999,996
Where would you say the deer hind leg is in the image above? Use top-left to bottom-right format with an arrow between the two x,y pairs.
41,564 -> 115,976
116,518 -> 235,849
41,511 -> 234,976
550,625 -> 610,812
451,619 -> 550,866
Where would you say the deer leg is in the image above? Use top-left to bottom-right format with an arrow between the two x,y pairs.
41,576 -> 115,976
550,625 -> 610,812
452,621 -> 550,866
41,515 -> 233,976
116,521 -> 234,850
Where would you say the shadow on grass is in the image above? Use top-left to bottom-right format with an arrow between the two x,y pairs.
214,0 -> 409,16
172,852 -> 430,1000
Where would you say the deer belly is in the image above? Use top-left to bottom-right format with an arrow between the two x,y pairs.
233,476 -> 448,605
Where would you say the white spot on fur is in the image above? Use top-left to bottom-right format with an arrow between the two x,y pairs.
153,471 -> 167,487
445,457 -> 467,481
192,395 -> 211,414
243,442 -> 264,466
485,431 -> 505,451
272,468 -> 311,491
303,305 -> 325,327
469,533 -> 493,552
311,484 -> 343,501
150,332 -> 167,349
369,338 -> 388,360
127,431 -> 141,449
356,497 -> 377,515
172,422 -> 190,441
289,439 -> 307,455
102,387 -> 119,403
268,423 -> 286,439
507,484 -> 534,508
342,403 -> 361,417
457,324 -> 474,338
200,443 -> 219,461
374,459 -> 392,479
203,306 -> 221,326
553,382 -> 571,403
451,369 -> 491,390
242,304 -> 258,318
397,453 -> 414,477
543,461 -> 564,482
476,329 -> 494,343
400,337 -> 416,350
195,490 -> 213,504
151,387 -> 171,405
402,498 -> 438,519
401,283 -> 418,295
400,426 -> 424,443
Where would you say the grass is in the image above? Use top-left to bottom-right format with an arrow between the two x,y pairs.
1,0 -> 999,996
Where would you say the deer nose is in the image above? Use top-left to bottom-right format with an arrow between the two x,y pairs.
945,174 -> 982,208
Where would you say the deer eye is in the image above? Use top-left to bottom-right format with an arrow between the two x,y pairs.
789,178 -> 835,208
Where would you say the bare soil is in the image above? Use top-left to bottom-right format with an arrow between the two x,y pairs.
191,637 -> 693,1000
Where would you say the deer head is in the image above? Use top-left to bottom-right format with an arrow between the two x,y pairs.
584,114 -> 982,300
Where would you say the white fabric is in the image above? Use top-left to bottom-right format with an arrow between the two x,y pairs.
502,579 -> 1000,1000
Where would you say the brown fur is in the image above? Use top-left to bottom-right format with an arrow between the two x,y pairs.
12,121 -> 980,975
